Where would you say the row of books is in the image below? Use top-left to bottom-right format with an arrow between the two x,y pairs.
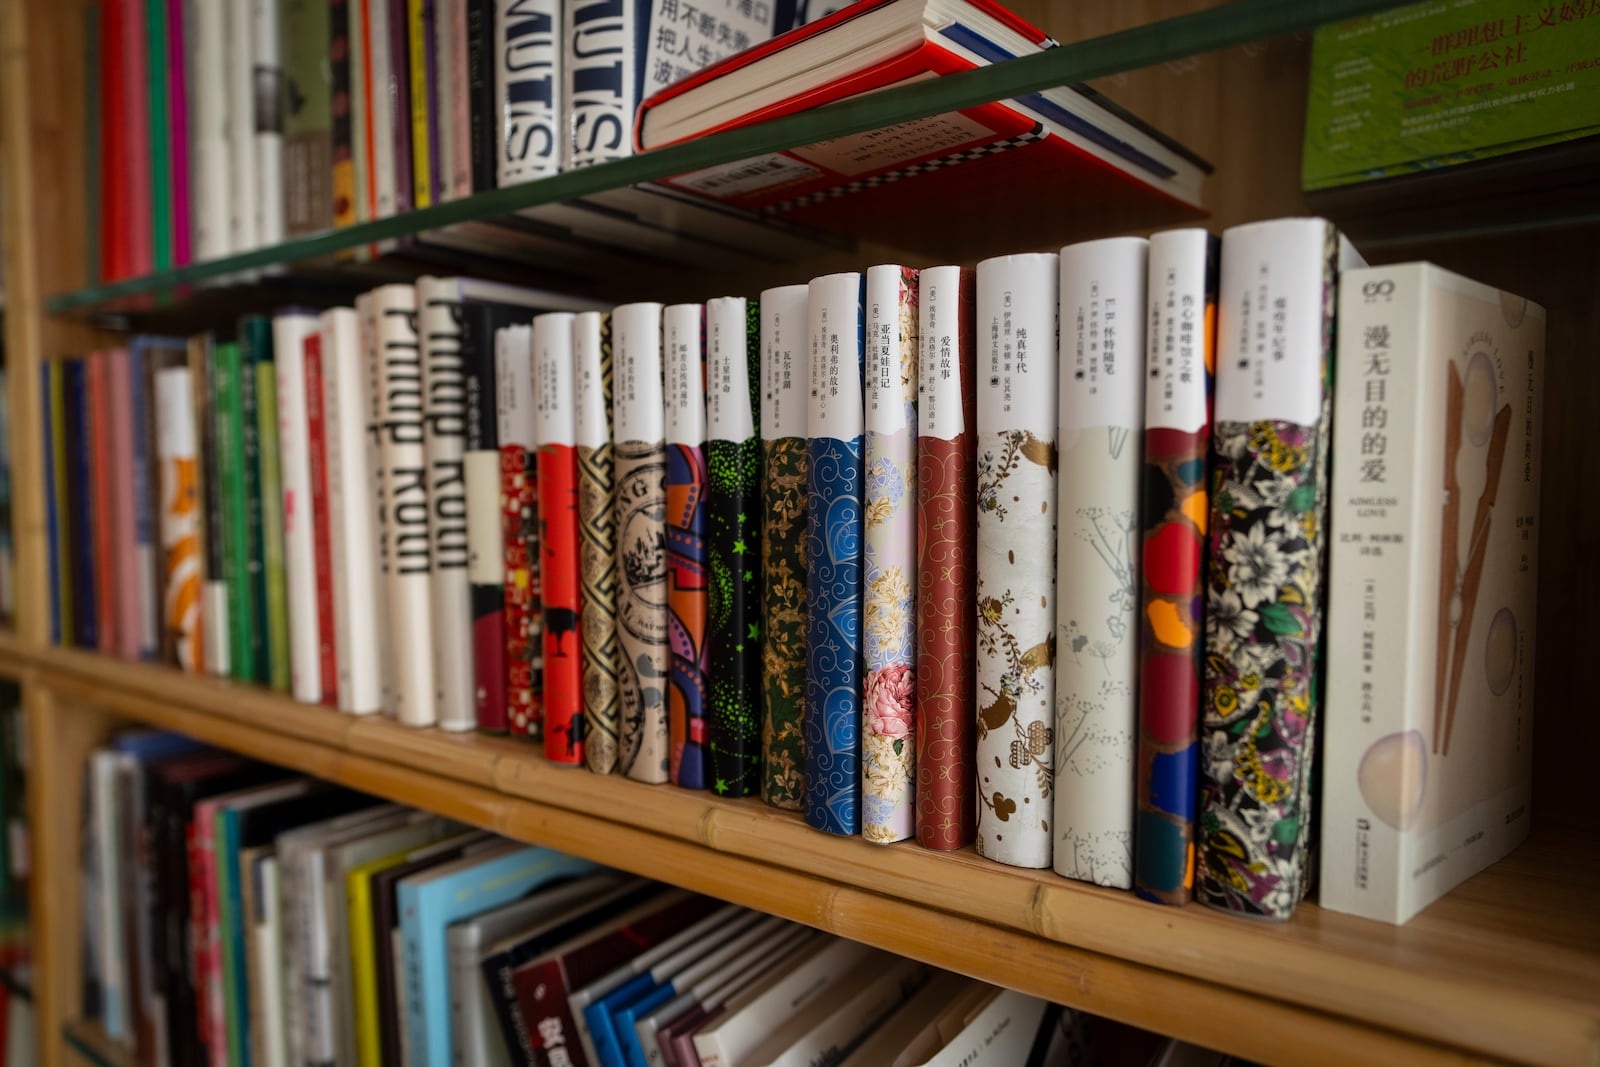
83,730 -> 1126,1067
47,216 -> 1543,927
91,0 -> 1209,280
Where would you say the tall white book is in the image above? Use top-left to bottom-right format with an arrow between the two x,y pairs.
155,366 -> 204,671
228,0 -> 259,255
320,308 -> 385,715
1053,236 -> 1147,889
973,252 -> 1058,870
186,0 -> 231,259
374,285 -> 439,727
497,0 -> 563,182
272,310 -> 323,704
357,294 -> 399,716
1321,263 -> 1544,925
253,0 -> 286,249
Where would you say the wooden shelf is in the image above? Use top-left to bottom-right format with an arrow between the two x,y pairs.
28,645 -> 1599,1067
62,1019 -> 137,1067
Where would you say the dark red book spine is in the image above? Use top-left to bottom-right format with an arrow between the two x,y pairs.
304,333 -> 340,706
539,444 -> 583,765
503,444 -> 542,739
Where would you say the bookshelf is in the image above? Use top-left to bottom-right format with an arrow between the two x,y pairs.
3,0 -> 1598,1065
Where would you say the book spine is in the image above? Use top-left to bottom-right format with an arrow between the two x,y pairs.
186,0 -> 230,260
111,351 -> 146,659
155,367 -> 204,670
361,295 -> 400,715
499,326 -> 541,738
274,314 -> 323,702
448,0 -> 472,197
534,313 -> 585,764
1053,237 -> 1147,889
333,0 -> 359,227
68,361 -> 98,648
465,0 -> 497,192
425,0 -> 444,196
228,0 -> 259,254
89,356 -> 116,653
145,0 -> 172,271
433,0 -> 455,200
915,266 -> 976,851
97,0 -> 122,281
254,0 -> 286,249
366,0 -> 395,219
241,336 -> 270,682
284,0 -> 335,234
124,0 -> 153,276
1133,229 -> 1217,907
378,286 -> 441,727
861,265 -> 919,844
612,303 -> 669,783
42,362 -> 64,642
804,272 -> 865,837
566,0 -> 634,169
481,949 -> 540,1066
408,0 -> 434,207
576,313 -> 620,770
973,252 -> 1058,870
128,349 -> 163,659
325,308 -> 387,715
417,281 -> 478,732
1197,218 -> 1342,920
349,0 -> 371,224
497,0 -> 562,184
704,297 -> 762,798
166,0 -> 192,264
389,0 -> 415,216
305,333 -> 343,706
215,342 -> 253,679
664,304 -> 709,789
464,308 -> 509,732
758,285 -> 808,811
191,337 -> 228,675
248,319 -> 294,692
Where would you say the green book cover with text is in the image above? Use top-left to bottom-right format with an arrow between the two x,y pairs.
1304,0 -> 1600,189
214,341 -> 257,682
245,316 -> 292,693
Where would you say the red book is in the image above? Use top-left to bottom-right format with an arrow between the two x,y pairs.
534,315 -> 584,765
99,0 -> 129,281
88,352 -> 120,655
123,0 -> 152,276
499,326 -> 543,740
304,334 -> 341,706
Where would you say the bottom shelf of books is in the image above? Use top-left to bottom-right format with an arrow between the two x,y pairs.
35,645 -> 1600,1067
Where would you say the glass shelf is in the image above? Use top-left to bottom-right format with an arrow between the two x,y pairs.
46,0 -> 1410,317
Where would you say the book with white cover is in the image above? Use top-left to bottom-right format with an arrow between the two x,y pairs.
834,972 -> 976,1067
358,294 -> 399,716
374,285 -> 439,726
915,988 -> 1050,1067
497,0 -> 563,182
271,311 -> 323,703
90,750 -> 127,1040
1054,236 -> 1146,889
228,0 -> 259,255
367,0 -> 398,221
252,853 -> 288,1067
1320,263 -> 1543,925
155,366 -> 204,670
692,934 -> 875,1067
186,0 -> 231,258
319,308 -> 385,715
973,252 -> 1058,870
743,952 -> 928,1067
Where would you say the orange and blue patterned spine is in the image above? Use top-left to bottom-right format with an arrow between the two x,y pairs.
665,305 -> 710,789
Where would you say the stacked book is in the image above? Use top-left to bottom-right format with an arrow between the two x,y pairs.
47,216 -> 1547,927
80,730 -> 1104,1066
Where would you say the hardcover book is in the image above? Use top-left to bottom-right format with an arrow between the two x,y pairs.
188,336 -> 225,675
804,271 -> 866,837
1053,236 -> 1146,889
154,366 -> 204,670
612,302 -> 671,784
664,303 -> 711,790
241,316 -> 292,692
283,0 -> 336,235
758,284 -> 810,811
861,264 -> 918,844
272,311 -> 324,702
497,0 -> 563,182
227,0 -> 259,257
1133,228 -> 1217,907
186,0 -> 230,261
704,296 -> 763,798
973,252 -> 1058,870
914,265 -> 976,851
304,333 -> 342,703
1320,263 -> 1543,925
498,324 -> 545,739
1196,217 -> 1363,920
576,311 -> 623,772
534,311 -> 585,764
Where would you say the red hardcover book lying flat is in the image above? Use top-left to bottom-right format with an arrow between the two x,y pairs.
637,0 -> 1209,244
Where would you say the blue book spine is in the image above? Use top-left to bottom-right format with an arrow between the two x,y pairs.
586,974 -> 655,1067
400,847 -> 596,1067
65,360 -> 98,649
803,273 -> 865,837
41,363 -> 61,644
616,984 -> 677,1067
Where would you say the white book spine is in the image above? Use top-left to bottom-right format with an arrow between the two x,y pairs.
273,312 -> 324,703
498,0 -> 564,183
156,367 -> 204,671
759,285 -> 808,442
187,0 -> 231,258
229,0 -> 260,253
323,308 -> 386,714
302,850 -> 337,1064
417,280 -> 478,732
694,938 -> 873,1067
566,0 -> 634,169
1053,236 -> 1147,889
92,752 -> 125,1040
255,857 -> 289,1067
359,295 -> 399,716
973,252 -> 1058,870
252,0 -> 286,248
534,313 -> 577,447
368,0 -> 397,219
705,297 -> 753,443
767,957 -> 929,1067
377,286 -> 440,727
349,0 -> 371,222
663,304 -> 705,447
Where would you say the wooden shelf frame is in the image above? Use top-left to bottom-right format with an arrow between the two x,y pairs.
31,646 -> 1600,1067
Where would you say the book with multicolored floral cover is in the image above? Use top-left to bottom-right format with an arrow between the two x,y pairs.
665,304 -> 711,790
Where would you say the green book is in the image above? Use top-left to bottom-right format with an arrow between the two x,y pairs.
246,315 -> 292,692
146,0 -> 171,270
1304,0 -> 1600,190
214,341 -> 257,681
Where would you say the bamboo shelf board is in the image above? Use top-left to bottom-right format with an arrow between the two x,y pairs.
31,645 -> 1600,1067
62,1019 -> 139,1067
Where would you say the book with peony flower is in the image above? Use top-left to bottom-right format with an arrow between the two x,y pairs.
1319,263 -> 1543,925
665,304 -> 711,791
1053,237 -> 1147,889
1133,228 -> 1219,907
759,285 -> 811,811
861,265 -> 919,845
915,266 -> 977,852
704,296 -> 764,798
1195,217 -> 1363,921
804,272 -> 867,837
973,252 -> 1058,871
